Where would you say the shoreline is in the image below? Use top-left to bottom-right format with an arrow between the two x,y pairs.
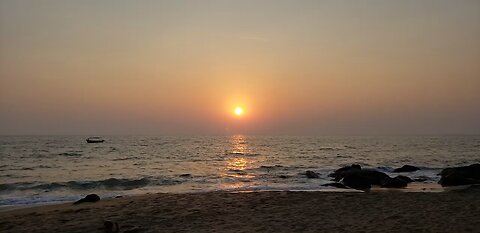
0,182 -> 452,212
1,187 -> 479,233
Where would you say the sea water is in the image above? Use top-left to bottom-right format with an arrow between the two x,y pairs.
1,135 -> 479,207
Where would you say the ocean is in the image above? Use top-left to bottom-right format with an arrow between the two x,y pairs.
1,135 -> 479,207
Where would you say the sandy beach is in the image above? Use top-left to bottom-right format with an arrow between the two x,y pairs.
1,187 -> 479,233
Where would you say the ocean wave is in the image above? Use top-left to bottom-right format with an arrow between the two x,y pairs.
0,177 -> 183,193
0,183 -> 15,191
112,156 -> 142,161
225,151 -> 260,156
58,151 -> 83,157
2,166 -> 36,171
227,169 -> 248,175
259,165 -> 284,170
35,165 -> 57,169
245,165 -> 285,172
20,167 -> 34,170
0,194 -> 83,206
319,147 -> 342,151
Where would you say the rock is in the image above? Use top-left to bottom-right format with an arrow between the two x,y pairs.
329,164 -> 362,181
321,182 -> 348,189
104,220 -> 119,233
439,164 -> 480,187
73,194 -> 100,205
439,164 -> 480,177
393,165 -> 420,173
351,169 -> 390,185
305,170 -> 319,178
394,175 -> 414,183
340,169 -> 389,190
380,177 -> 408,188
342,173 -> 372,190
439,174 -> 478,186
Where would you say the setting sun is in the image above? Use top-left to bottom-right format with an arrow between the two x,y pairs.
234,107 -> 244,116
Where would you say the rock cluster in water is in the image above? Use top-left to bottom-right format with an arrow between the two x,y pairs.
324,163 -> 480,190
327,164 -> 412,190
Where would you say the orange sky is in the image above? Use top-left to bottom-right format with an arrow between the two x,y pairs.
1,1 -> 479,135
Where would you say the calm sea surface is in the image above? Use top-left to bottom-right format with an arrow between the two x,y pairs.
1,135 -> 479,206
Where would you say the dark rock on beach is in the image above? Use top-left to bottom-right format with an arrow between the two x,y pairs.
344,169 -> 389,186
394,175 -> 414,183
439,174 -> 479,186
342,173 -> 372,190
439,164 -> 480,187
73,194 -> 100,205
393,165 -> 420,173
305,170 -> 319,178
329,164 -> 361,181
329,165 -> 390,190
328,165 -> 419,190
345,170 -> 390,190
104,220 -> 119,233
380,177 -> 408,188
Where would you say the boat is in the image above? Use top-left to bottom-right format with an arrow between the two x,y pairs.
86,137 -> 105,143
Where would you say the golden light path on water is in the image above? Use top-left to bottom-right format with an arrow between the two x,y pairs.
221,135 -> 258,190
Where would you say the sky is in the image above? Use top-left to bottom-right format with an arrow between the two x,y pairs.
0,0 -> 479,135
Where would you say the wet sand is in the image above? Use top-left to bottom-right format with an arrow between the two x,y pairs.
1,188 -> 479,233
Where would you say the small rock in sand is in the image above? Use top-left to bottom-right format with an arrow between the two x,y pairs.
104,220 -> 119,233
73,194 -> 100,205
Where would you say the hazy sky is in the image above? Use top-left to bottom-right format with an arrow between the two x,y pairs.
1,0 -> 479,135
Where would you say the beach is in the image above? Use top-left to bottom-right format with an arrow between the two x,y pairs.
1,188 -> 479,233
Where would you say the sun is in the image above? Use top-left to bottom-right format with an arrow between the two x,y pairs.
234,106 -> 244,116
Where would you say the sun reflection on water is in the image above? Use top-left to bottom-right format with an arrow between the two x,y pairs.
227,157 -> 248,170
229,134 -> 248,155
221,135 -> 257,188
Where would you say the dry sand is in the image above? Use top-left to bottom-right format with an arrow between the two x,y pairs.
1,187 -> 479,233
